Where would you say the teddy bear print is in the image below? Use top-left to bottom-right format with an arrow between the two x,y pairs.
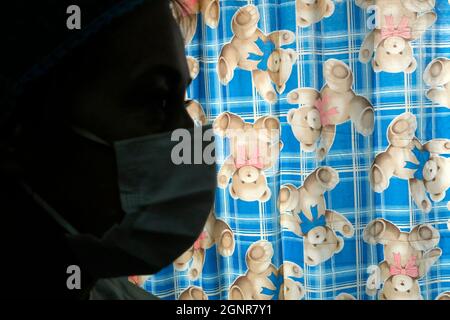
436,291 -> 450,300
356,0 -> 436,73
179,286 -> 208,300
423,57 -> 450,109
229,240 -> 305,300
278,167 -> 354,266
171,0 -> 220,79
370,112 -> 450,213
287,59 -> 374,160
217,4 -> 297,104
335,293 -> 356,300
363,219 -> 442,300
173,210 -> 235,280
214,112 -> 283,202
186,99 -> 208,127
296,0 -> 336,28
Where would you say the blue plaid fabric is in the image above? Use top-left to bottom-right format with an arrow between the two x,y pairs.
144,0 -> 450,300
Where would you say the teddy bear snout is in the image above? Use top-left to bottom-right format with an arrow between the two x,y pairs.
307,226 -> 327,244
307,109 -> 322,129
238,166 -> 260,183
383,37 -> 406,54
423,160 -> 438,181
392,275 -> 413,292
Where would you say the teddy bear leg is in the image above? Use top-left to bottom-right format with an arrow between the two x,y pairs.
411,12 -> 437,39
213,219 -> 235,257
266,30 -> 295,48
424,58 -> 450,87
323,59 -> 353,93
403,0 -> 436,14
231,5 -> 260,40
363,218 -> 401,245
213,112 -> 245,136
408,224 -> 441,252
311,166 -> 339,194
409,178 -> 432,213
246,240 -> 274,274
186,56 -> 200,80
280,212 -> 302,237
355,0 -> 375,9
218,44 -> 240,85
252,70 -> 277,104
325,210 -> 354,238
426,88 -> 450,109
229,276 -> 255,300
199,0 -> 220,28
188,248 -> 206,281
436,292 -> 450,300
349,96 -> 374,136
387,112 -> 417,147
179,286 -> 208,300
185,100 -> 207,126
370,153 -> 396,193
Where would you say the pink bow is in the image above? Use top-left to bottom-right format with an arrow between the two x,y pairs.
193,231 -> 208,250
389,253 -> 419,278
381,16 -> 412,41
235,145 -> 264,169
314,95 -> 339,127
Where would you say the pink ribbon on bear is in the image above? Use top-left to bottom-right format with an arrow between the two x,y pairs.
314,95 -> 339,127
389,253 -> 419,278
381,16 -> 412,41
235,145 -> 264,169
193,231 -> 208,250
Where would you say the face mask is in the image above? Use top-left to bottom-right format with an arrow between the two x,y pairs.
68,124 -> 217,274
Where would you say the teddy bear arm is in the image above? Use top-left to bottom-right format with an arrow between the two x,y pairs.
409,178 -> 432,213
266,30 -> 295,48
185,99 -> 206,125
349,96 -> 375,136
418,248 -> 442,279
252,70 -> 277,104
286,87 -> 320,106
317,125 -> 336,161
325,209 -> 354,238
173,248 -> 195,271
217,156 -> 236,189
423,139 -> 450,155
359,30 -> 377,64
280,212 -> 303,237
278,184 -> 300,213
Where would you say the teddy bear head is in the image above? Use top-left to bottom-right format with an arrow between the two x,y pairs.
423,156 -> 450,202
372,38 -> 417,73
303,226 -> 344,266
296,0 -> 335,28
287,106 -> 322,152
266,48 -> 297,94
380,275 -> 422,300
230,169 -> 271,202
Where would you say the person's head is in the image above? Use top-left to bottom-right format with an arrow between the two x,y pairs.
1,0 -> 199,235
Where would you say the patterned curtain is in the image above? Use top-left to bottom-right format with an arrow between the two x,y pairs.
143,0 -> 450,300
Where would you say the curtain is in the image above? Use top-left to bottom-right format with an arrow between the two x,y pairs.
143,0 -> 450,300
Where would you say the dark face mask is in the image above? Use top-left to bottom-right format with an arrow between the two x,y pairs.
69,123 -> 217,275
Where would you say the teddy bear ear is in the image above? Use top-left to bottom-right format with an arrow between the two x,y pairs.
287,109 -> 297,124
430,191 -> 445,202
372,58 -> 382,72
259,186 -> 272,202
405,58 -> 417,74
324,0 -> 336,18
287,49 -> 298,64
